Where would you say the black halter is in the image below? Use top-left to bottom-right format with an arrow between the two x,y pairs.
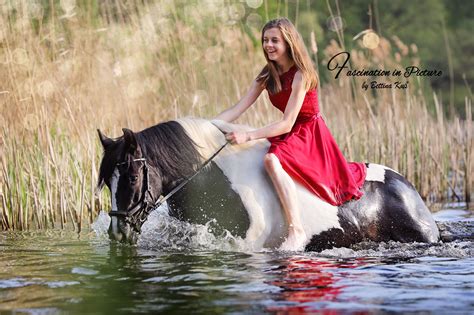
109,142 -> 229,233
109,158 -> 155,233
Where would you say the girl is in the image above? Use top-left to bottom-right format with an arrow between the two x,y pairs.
215,18 -> 366,251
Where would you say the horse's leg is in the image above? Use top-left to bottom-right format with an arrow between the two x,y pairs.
264,153 -> 307,250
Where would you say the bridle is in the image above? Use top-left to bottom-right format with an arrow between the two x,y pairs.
108,142 -> 229,233
109,158 -> 155,232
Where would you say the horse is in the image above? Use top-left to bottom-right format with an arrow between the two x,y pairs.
97,117 -> 440,251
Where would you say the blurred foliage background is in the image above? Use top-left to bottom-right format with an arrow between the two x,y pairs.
257,0 -> 473,118
0,0 -> 472,230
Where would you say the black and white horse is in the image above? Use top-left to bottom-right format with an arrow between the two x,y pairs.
97,117 -> 440,251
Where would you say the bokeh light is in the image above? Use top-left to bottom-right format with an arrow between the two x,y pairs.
13,48 -> 29,65
205,46 -> 223,63
246,0 -> 263,9
127,81 -> 145,99
220,27 -> 236,45
224,3 -> 245,25
37,80 -> 55,98
326,16 -> 344,32
60,0 -> 75,14
362,31 -> 380,49
122,57 -> 140,76
246,13 -> 263,30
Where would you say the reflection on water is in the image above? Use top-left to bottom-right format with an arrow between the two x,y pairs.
265,257 -> 358,313
0,209 -> 473,314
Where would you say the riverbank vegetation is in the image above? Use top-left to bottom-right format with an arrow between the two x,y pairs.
1,1 -> 472,230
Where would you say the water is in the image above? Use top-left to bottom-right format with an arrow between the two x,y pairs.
1,207 -> 473,314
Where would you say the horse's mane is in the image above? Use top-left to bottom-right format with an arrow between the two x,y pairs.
136,121 -> 203,181
98,120 -> 203,189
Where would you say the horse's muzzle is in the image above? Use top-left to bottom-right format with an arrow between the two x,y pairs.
108,217 -> 138,244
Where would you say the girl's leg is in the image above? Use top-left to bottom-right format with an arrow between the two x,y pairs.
264,153 -> 307,250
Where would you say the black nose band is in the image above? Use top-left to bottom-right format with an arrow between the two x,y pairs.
109,158 -> 153,233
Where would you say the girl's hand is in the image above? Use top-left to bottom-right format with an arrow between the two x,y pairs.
225,131 -> 250,145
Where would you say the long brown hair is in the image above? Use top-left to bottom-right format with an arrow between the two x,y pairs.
256,18 -> 318,94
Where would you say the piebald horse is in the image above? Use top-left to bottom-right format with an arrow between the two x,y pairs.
97,117 -> 440,251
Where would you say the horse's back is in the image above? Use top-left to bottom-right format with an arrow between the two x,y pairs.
342,164 -> 439,243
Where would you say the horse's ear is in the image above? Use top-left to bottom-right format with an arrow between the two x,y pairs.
122,128 -> 137,153
97,129 -> 114,149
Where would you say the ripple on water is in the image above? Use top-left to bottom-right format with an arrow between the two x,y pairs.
0,278 -> 36,289
0,209 -> 468,313
0,277 -> 80,289
71,267 -> 99,276
318,239 -> 474,259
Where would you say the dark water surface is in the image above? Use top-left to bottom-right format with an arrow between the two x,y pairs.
1,208 -> 473,314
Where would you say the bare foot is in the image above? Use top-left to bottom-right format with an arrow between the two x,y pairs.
279,226 -> 307,251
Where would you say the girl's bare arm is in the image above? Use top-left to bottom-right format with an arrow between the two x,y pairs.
247,71 -> 306,140
215,80 -> 265,122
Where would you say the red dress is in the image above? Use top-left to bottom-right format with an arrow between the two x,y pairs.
267,65 -> 366,206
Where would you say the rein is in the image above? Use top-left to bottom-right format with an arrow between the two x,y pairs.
109,141 -> 229,232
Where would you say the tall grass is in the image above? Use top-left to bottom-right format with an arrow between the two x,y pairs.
0,1 -> 472,230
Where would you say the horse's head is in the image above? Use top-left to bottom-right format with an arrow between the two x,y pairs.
97,128 -> 162,243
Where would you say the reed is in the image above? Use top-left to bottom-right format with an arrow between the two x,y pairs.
0,1 -> 471,230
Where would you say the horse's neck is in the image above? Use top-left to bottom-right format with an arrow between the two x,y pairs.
176,117 -> 263,159
176,118 -> 226,159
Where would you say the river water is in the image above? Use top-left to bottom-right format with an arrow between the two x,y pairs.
1,206 -> 473,314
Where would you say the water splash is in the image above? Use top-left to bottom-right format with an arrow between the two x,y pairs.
90,207 -> 473,258
91,211 -> 111,238
138,205 -> 246,251
318,239 -> 474,259
90,207 -> 247,251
